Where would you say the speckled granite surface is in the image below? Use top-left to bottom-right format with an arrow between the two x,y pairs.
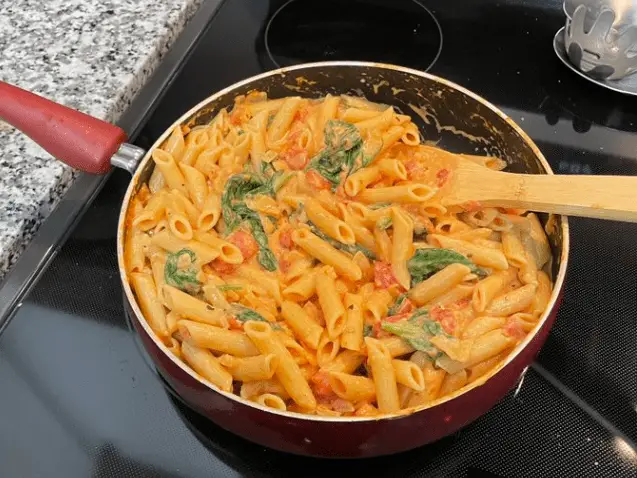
0,0 -> 204,280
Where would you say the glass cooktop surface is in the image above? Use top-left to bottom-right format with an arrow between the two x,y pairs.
1,0 -> 636,476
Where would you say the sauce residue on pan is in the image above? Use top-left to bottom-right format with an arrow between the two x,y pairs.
295,76 -> 317,86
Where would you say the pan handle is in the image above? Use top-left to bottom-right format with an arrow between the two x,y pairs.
0,81 -> 128,174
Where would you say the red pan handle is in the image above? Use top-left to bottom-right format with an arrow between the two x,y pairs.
0,81 -> 128,174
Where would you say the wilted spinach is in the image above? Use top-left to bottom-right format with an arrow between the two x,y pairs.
164,249 -> 200,294
381,308 -> 450,354
306,120 -> 362,186
307,221 -> 376,260
407,248 -> 484,286
221,172 -> 290,271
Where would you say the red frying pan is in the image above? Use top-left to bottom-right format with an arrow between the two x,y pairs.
0,62 -> 569,458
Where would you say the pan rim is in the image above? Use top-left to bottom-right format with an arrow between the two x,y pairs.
117,60 -> 570,423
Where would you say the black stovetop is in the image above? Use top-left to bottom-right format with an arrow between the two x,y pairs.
1,1 -> 636,476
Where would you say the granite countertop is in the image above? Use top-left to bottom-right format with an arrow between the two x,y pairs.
0,0 -> 204,281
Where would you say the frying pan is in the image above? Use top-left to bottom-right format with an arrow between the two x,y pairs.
0,62 -> 569,458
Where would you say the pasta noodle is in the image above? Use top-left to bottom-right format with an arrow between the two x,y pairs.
124,92 -> 554,417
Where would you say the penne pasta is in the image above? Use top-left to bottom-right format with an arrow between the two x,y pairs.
244,321 -> 316,410
472,269 -> 516,313
485,283 -> 537,316
124,92 -> 555,418
152,149 -> 187,195
292,229 -> 362,281
305,199 -> 355,244
392,360 -> 426,391
316,332 -> 341,367
164,286 -> 229,328
267,96 -> 302,145
391,207 -> 414,289
315,270 -> 346,339
428,234 -> 509,270
218,354 -> 279,381
320,350 -> 365,374
130,272 -> 168,339
328,372 -> 376,402
178,319 -> 258,356
358,184 -> 437,204
341,293 -> 364,351
281,300 -> 324,349
254,393 -> 287,411
409,263 -> 472,306
365,337 -> 400,413
344,166 -> 380,197
181,341 -> 233,392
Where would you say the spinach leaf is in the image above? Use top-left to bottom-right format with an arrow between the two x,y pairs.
217,284 -> 243,292
368,203 -> 391,210
259,161 -> 271,175
376,216 -> 392,230
382,320 -> 438,354
307,221 -> 376,260
324,120 -> 361,150
165,249 -> 201,294
233,305 -> 269,323
423,319 -> 447,337
306,120 -> 363,185
232,305 -> 282,330
387,293 -> 408,317
221,174 -> 267,231
411,308 -> 430,321
248,215 -> 278,271
363,323 -> 374,337
435,353 -> 466,374
408,248 -> 484,286
349,135 -> 383,174
266,215 -> 278,226
221,174 -> 279,271
269,170 -> 292,193
381,308 -> 449,353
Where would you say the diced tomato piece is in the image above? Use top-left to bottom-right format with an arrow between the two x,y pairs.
306,170 -> 332,190
404,159 -> 426,180
374,261 -> 399,289
334,182 -> 348,199
331,398 -> 354,413
372,321 -> 392,338
293,107 -> 309,122
228,317 -> 244,330
372,321 -> 382,338
450,298 -> 471,310
504,319 -> 526,340
279,258 -> 291,274
311,371 -> 335,399
461,200 -> 482,213
436,168 -> 451,187
230,107 -> 244,126
397,298 -> 415,315
384,312 -> 410,323
431,305 -> 456,335
228,230 -> 258,261
282,146 -> 308,170
404,160 -> 419,175
355,403 -> 378,417
210,259 -> 238,275
440,315 -> 456,335
279,229 -> 293,249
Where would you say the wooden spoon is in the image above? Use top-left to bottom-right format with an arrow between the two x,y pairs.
441,157 -> 637,222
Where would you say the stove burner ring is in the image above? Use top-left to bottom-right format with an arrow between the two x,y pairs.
264,0 -> 443,72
